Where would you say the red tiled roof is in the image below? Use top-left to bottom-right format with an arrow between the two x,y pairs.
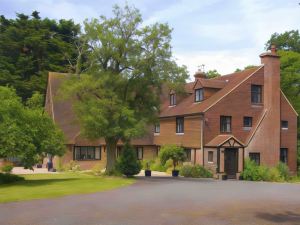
159,66 -> 263,118
205,135 -> 244,147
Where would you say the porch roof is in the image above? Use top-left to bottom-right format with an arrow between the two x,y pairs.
205,135 -> 245,148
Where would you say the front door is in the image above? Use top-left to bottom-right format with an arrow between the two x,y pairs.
224,148 -> 238,179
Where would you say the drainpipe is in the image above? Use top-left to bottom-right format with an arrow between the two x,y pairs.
200,113 -> 204,166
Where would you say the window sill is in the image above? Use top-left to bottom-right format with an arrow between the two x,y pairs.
208,161 -> 214,164
281,128 -> 288,130
169,105 -> 176,108
154,133 -> 160,136
194,101 -> 203,104
176,133 -> 184,135
220,131 -> 232,134
251,103 -> 263,107
243,127 -> 251,131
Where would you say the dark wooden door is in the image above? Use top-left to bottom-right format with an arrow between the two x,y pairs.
224,148 -> 238,179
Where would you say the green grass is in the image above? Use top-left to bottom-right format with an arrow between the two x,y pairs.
0,173 -> 135,203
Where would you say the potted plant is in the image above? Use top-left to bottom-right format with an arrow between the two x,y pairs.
159,145 -> 186,177
144,161 -> 152,177
221,173 -> 227,180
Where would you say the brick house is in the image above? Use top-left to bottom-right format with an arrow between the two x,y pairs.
45,47 -> 298,177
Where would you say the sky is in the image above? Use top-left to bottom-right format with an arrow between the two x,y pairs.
1,0 -> 300,79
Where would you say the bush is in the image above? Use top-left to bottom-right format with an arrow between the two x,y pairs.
116,144 -> 141,177
180,165 -> 213,178
92,163 -> 104,176
0,173 -> 24,184
276,162 -> 290,180
150,158 -> 167,172
141,159 -> 154,170
1,164 -> 14,173
64,160 -> 81,172
241,159 -> 291,182
159,145 -> 186,170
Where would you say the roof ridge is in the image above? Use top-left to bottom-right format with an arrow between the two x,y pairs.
280,90 -> 298,116
246,109 -> 268,146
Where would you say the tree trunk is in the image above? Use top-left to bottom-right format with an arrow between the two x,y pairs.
105,138 -> 118,173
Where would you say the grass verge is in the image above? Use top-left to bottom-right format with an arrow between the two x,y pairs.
0,173 -> 135,203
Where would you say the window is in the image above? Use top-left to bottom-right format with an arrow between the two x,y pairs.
195,88 -> 204,102
281,120 -> 288,129
136,147 -> 143,160
249,153 -> 260,165
185,149 -> 191,161
280,148 -> 288,164
156,146 -> 160,157
208,151 -> 214,163
251,85 -> 262,104
154,123 -> 160,133
74,146 -> 101,160
220,116 -> 231,133
116,146 -> 122,158
243,117 -> 252,127
176,117 -> 184,133
170,94 -> 176,106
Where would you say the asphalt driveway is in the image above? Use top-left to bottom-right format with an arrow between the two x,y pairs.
0,177 -> 300,225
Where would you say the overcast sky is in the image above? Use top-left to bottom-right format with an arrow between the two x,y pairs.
1,0 -> 300,79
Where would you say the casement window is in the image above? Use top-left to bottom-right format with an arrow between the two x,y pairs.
251,85 -> 262,104
136,147 -> 143,160
249,153 -> 260,165
195,88 -> 204,102
154,123 -> 160,133
208,151 -> 214,163
220,116 -> 232,133
170,94 -> 176,106
281,120 -> 288,129
243,117 -> 252,127
280,148 -> 288,164
176,117 -> 184,133
74,146 -> 101,160
185,149 -> 191,162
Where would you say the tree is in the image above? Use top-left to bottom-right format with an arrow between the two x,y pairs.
206,69 -> 220,78
0,87 -> 65,169
116,144 -> 141,177
159,145 -> 186,171
265,30 -> 300,52
61,5 -> 188,172
235,65 -> 257,73
0,12 -> 81,100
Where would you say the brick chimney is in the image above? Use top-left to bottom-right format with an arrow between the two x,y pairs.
258,44 -> 281,166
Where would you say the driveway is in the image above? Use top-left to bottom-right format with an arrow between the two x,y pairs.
0,177 -> 300,225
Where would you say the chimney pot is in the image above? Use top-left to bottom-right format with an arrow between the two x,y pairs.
194,71 -> 206,79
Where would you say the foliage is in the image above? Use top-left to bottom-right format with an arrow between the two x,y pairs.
116,144 -> 141,177
0,173 -> 134,203
265,30 -> 300,52
159,145 -> 186,170
235,65 -> 257,72
0,87 -> 65,169
61,5 -> 188,172
92,163 -> 104,176
0,173 -> 24,184
63,160 -> 81,172
206,69 -> 220,78
241,159 -> 291,182
142,159 -> 154,170
179,164 -> 213,178
0,11 -> 82,100
0,164 -> 14,173
149,158 -> 167,172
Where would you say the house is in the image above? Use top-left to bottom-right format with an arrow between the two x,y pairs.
45,46 -> 298,177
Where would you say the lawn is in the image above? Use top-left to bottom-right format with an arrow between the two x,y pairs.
0,173 -> 135,203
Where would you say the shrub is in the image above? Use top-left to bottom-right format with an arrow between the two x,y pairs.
180,165 -> 213,178
150,158 -> 167,172
142,159 -> 154,170
1,164 -> 14,173
92,163 -> 104,176
0,173 -> 24,184
64,160 -> 81,172
276,162 -> 290,180
116,144 -> 141,177
56,158 -> 65,172
159,145 -> 186,170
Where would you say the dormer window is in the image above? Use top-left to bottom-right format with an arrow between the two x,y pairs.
154,123 -> 160,133
170,93 -> 176,106
195,88 -> 204,102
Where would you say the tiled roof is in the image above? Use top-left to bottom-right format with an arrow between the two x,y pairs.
159,66 -> 263,118
205,135 -> 244,147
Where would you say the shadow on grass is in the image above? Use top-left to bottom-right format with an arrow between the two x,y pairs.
1,178 -> 80,188
256,211 -> 300,224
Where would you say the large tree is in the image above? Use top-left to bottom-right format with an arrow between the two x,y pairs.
0,11 -> 81,100
61,5 -> 188,172
0,87 -> 65,169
